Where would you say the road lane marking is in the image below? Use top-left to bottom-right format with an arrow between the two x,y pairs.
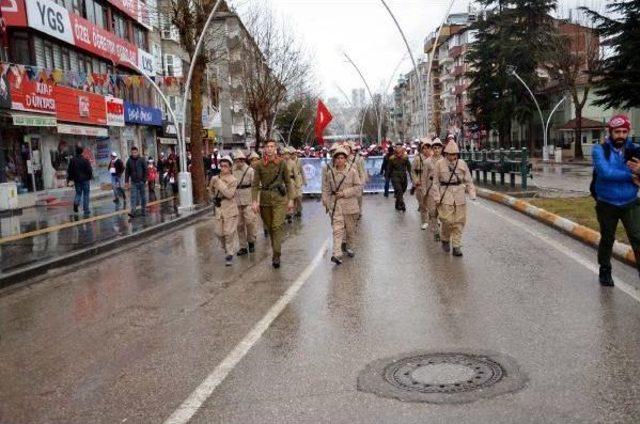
0,197 -> 175,245
163,238 -> 330,424
476,201 -> 640,304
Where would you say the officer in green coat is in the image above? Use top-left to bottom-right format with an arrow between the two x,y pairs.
251,140 -> 295,268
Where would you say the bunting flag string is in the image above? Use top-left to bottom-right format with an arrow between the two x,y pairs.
0,61 -> 185,94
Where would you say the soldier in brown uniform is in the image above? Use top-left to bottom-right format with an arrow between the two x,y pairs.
411,140 -> 432,229
208,156 -> 239,266
293,151 -> 307,218
251,140 -> 295,268
248,151 -> 261,168
432,142 -> 476,257
322,146 -> 363,265
233,150 -> 257,256
425,138 -> 444,241
352,144 -> 367,216
283,147 -> 303,223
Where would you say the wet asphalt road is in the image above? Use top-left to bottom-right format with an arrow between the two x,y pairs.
2,195 -> 640,423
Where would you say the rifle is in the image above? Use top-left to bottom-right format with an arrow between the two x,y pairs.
437,159 -> 459,207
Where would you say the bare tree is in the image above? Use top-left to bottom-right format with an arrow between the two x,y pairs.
546,19 -> 601,159
163,0 -> 229,204
240,3 -> 311,150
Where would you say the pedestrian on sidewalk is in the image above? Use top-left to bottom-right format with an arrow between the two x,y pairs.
209,156 -> 239,266
380,145 -> 394,198
108,152 -> 125,205
147,158 -> 158,202
387,142 -> 412,212
432,142 -> 476,257
412,140 -> 432,229
67,145 -> 93,217
322,146 -> 362,265
425,138 -> 444,241
592,115 -> 640,287
233,149 -> 257,256
157,152 -> 167,191
125,146 -> 148,218
251,139 -> 295,269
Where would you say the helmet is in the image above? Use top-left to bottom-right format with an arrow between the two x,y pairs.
332,146 -> 349,159
233,149 -> 246,160
431,138 -> 443,146
248,152 -> 260,160
443,142 -> 460,155
219,155 -> 233,166
609,115 -> 631,132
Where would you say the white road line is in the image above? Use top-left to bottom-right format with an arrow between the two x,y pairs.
163,238 -> 330,424
475,201 -> 640,304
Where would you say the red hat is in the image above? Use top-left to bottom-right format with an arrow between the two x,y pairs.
608,115 -> 631,132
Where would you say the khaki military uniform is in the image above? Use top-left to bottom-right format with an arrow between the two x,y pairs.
208,173 -> 239,256
233,163 -> 257,249
352,154 -> 367,213
295,157 -> 306,214
424,155 -> 442,235
251,157 -> 295,259
286,158 -> 304,216
411,153 -> 431,224
432,158 -> 476,248
322,164 -> 362,258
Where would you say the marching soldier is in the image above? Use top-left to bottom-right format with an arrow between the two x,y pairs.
353,144 -> 367,216
425,138 -> 444,241
411,140 -> 432,229
208,156 -> 239,266
283,147 -> 303,223
248,151 -> 261,169
251,140 -> 295,268
322,146 -> 363,265
386,142 -> 412,212
293,150 -> 307,218
233,150 -> 258,256
432,142 -> 476,257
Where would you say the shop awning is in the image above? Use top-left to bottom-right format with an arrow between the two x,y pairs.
57,123 -> 108,137
9,112 -> 57,127
558,117 -> 607,131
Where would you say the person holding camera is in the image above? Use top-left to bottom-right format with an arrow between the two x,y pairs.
592,115 -> 640,287
209,156 -> 239,267
251,140 -> 295,269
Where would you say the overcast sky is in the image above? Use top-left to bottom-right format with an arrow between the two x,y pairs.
232,0 -> 604,103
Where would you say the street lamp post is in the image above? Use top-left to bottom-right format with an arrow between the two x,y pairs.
507,66 -> 549,162
178,0 -> 225,212
287,102 -> 306,146
545,96 -> 567,161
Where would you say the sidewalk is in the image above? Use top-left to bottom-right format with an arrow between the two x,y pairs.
0,191 -> 211,286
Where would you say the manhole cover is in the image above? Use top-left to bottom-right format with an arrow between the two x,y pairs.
358,350 -> 526,404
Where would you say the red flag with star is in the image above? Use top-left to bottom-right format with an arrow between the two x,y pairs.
315,100 -> 333,146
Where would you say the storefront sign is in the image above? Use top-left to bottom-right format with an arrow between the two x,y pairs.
21,0 -> 153,75
158,137 -> 177,145
161,120 -> 177,137
57,123 -> 108,137
56,86 -> 107,125
124,101 -> 162,126
12,113 -> 57,126
10,80 -> 56,114
105,97 -> 125,127
0,0 -> 28,27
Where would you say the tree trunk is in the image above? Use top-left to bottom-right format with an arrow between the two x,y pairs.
253,116 -> 263,152
189,56 -> 207,204
574,108 -> 584,160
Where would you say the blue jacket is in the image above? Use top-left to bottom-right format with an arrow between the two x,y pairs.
592,138 -> 639,206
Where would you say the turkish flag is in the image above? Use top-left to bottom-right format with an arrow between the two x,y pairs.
315,100 -> 333,146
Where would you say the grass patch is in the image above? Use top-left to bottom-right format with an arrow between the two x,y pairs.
527,196 -> 629,245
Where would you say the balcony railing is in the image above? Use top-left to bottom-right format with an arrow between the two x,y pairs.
449,45 -> 463,58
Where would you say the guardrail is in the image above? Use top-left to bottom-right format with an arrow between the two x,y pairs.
461,148 -> 532,190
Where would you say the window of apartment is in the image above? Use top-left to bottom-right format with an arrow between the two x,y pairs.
94,1 -> 107,28
9,32 -> 31,65
43,40 -> 55,69
112,12 -> 128,40
61,48 -> 72,70
85,0 -> 96,24
133,26 -> 147,50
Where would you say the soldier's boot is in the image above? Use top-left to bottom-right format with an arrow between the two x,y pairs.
237,248 -> 248,256
434,232 -> 441,242
442,241 -> 451,253
342,243 -> 355,258
272,255 -> 281,269
248,242 -> 255,253
452,247 -> 463,257
286,214 -> 293,224
295,211 -> 302,218
599,267 -> 614,287
264,229 -> 269,238
331,256 -> 343,265
225,255 -> 233,267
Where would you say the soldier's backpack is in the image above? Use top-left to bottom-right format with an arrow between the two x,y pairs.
590,143 -> 611,200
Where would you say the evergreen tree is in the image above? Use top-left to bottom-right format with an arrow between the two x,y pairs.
466,0 -> 556,148
583,1 -> 640,109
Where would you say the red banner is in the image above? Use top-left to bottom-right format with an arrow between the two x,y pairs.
315,100 -> 333,146
0,0 -> 26,27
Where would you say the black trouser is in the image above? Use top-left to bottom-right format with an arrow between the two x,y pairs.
392,178 -> 408,210
596,199 -> 640,271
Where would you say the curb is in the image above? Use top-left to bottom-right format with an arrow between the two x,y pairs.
477,188 -> 636,266
0,205 -> 214,289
